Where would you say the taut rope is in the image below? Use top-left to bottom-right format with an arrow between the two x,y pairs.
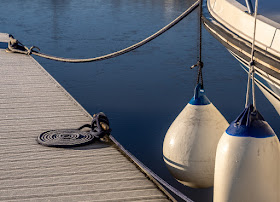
7,1 -> 199,63
190,0 -> 204,88
245,0 -> 259,109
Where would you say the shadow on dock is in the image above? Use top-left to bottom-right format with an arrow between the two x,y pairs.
68,140 -> 112,150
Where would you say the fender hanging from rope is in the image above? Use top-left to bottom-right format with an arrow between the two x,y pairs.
6,0 -> 199,63
163,0 -> 230,188
214,105 -> 280,201
214,0 -> 280,200
163,83 -> 229,188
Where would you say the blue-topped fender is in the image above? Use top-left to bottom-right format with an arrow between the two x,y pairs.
226,105 -> 275,138
189,83 -> 211,105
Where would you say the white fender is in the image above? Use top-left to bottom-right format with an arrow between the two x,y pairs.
163,84 -> 229,188
214,105 -> 280,202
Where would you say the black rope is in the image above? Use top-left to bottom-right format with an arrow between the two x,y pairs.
191,0 -> 204,89
198,0 -> 203,64
196,62 -> 201,84
78,113 -> 111,139
197,62 -> 204,88
200,69 -> 203,87
197,0 -> 204,88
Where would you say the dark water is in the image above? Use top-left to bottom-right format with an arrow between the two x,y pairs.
1,0 -> 279,201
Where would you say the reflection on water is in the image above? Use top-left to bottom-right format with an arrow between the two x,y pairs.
0,0 -> 279,201
50,0 -> 69,40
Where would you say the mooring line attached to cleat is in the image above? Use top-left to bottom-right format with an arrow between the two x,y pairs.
6,1 -> 199,63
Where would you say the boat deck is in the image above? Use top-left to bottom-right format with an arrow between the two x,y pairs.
0,33 -> 173,202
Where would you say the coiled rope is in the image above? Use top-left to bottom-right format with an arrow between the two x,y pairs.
245,0 -> 258,109
7,0 -> 199,63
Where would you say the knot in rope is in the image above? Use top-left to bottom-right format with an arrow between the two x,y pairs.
78,112 -> 111,139
26,46 -> 40,55
197,61 -> 203,68
249,60 -> 255,67
190,61 -> 203,69
189,0 -> 204,89
7,34 -> 40,56
190,60 -> 204,89
245,0 -> 259,111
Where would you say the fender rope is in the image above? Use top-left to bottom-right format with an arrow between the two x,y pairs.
7,1 -> 199,63
197,0 -> 204,88
190,0 -> 204,89
245,0 -> 258,110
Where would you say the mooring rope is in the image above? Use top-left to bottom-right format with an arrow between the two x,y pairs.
245,0 -> 258,109
7,1 -> 199,63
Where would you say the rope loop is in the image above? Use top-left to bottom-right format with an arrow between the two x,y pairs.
190,61 -> 203,69
198,61 -> 203,68
249,60 -> 255,67
190,60 -> 204,88
26,46 -> 40,55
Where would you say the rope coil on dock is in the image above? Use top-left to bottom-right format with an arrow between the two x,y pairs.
38,129 -> 96,147
37,112 -> 111,147
8,2 -> 199,200
7,0 -> 199,63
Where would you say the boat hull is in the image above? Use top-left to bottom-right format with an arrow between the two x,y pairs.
203,0 -> 280,115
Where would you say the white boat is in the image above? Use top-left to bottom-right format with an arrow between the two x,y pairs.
202,0 -> 280,115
